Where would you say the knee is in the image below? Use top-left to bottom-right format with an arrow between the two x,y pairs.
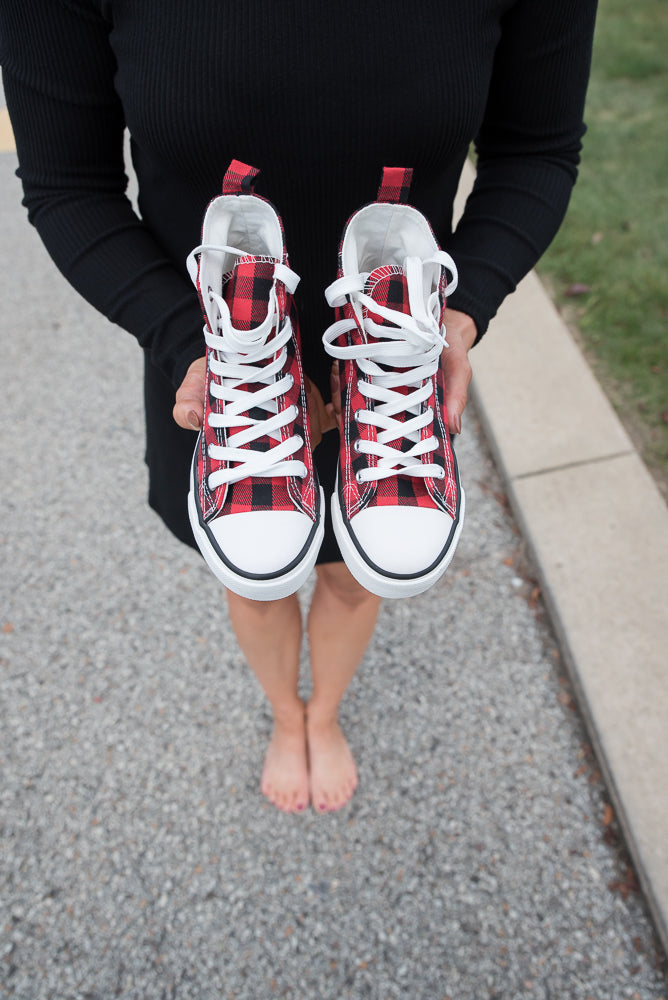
226,589 -> 296,622
316,562 -> 381,611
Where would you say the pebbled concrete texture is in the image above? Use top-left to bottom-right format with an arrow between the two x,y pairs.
456,158 -> 668,956
508,451 -> 668,941
1,144 -> 667,999
470,269 -> 634,478
469,241 -> 668,956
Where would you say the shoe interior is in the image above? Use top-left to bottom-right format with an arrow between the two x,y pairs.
200,195 -> 283,293
342,203 -> 438,276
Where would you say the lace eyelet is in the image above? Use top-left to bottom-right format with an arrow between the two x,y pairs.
355,471 -> 364,484
353,440 -> 361,453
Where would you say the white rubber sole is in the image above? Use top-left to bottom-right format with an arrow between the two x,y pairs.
188,487 -> 325,601
331,486 -> 465,599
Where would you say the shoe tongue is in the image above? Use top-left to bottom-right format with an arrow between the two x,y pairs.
223,255 -> 279,331
364,264 -> 415,389
364,264 -> 410,327
219,254 -> 283,468
218,255 -> 293,516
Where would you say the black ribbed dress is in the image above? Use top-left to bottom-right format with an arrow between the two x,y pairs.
0,0 -> 597,560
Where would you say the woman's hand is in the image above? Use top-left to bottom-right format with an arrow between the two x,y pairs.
324,309 -> 476,439
173,356 -> 206,430
440,308 -> 477,435
328,361 -> 342,431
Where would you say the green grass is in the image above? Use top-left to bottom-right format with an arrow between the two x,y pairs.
537,0 -> 668,495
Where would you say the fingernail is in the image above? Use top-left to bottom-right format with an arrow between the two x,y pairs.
187,410 -> 201,430
319,803 -> 327,812
296,803 -> 305,812
453,413 -> 462,435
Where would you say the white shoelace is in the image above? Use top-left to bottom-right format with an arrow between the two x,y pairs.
187,244 -> 307,490
322,252 -> 457,485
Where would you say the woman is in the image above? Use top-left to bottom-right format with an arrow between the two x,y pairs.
0,0 -> 597,814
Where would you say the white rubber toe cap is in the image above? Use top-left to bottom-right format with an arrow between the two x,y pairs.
209,509 -> 314,575
350,505 -> 454,576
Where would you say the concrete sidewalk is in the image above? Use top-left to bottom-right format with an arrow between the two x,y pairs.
1,124 -> 667,997
456,163 -> 668,953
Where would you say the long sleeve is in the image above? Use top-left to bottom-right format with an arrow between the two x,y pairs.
0,0 -> 204,386
1,0 -> 598,371
446,0 -> 598,338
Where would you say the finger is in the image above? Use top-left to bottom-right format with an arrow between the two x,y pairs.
310,426 -> 322,451
304,376 -> 324,449
329,361 -> 342,424
322,402 -> 338,434
442,348 -> 472,436
173,357 -> 206,430
174,380 -> 204,430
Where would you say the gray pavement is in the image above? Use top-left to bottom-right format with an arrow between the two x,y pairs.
1,147 -> 667,1000
456,156 -> 668,951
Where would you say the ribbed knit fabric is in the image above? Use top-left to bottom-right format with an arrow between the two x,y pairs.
1,0 -> 597,557
1,0 -> 597,389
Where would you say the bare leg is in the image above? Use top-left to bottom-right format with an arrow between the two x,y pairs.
306,563 -> 381,813
225,590 -> 309,813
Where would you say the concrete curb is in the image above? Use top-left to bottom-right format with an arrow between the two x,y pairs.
456,161 -> 668,953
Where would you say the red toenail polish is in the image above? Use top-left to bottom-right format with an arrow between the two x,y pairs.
296,804 -> 304,811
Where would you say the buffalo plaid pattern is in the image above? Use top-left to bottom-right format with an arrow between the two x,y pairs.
196,261 -> 317,523
332,168 -> 459,524
222,159 -> 260,194
194,164 -> 317,527
222,254 -> 277,329
376,166 -> 414,204
335,267 -> 458,521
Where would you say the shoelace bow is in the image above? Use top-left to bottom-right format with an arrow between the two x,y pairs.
323,252 -> 457,484
188,244 -> 307,490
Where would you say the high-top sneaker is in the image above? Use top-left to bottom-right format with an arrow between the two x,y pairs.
322,167 -> 464,599
186,160 -> 323,600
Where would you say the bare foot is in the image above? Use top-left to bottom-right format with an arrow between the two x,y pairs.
260,704 -> 310,813
306,709 -> 359,813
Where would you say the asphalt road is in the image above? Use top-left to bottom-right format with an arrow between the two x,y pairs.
1,148 -> 666,999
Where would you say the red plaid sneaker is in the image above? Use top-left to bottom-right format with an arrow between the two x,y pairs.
322,167 -> 465,598
186,160 -> 323,600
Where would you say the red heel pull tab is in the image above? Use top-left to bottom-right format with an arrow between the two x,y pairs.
222,160 -> 260,194
377,166 -> 414,204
